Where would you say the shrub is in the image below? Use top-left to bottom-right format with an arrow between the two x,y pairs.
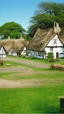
0,60 -> 4,66
50,64 -> 54,70
48,52 -> 54,62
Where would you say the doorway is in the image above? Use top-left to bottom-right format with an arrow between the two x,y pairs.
56,52 -> 59,58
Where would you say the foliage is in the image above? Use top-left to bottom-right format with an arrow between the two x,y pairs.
28,2 -> 64,37
0,22 -> 25,39
22,33 -> 32,41
0,60 -> 4,66
48,52 -> 54,62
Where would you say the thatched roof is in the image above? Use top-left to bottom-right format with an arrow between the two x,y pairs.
28,27 -> 64,52
0,38 -> 29,53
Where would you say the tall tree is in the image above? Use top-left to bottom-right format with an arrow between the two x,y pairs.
0,22 -> 25,39
28,2 -> 64,37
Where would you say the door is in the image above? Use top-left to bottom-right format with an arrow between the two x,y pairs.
56,52 -> 59,59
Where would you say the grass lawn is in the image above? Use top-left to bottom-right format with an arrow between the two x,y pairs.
0,57 -> 64,113
0,60 -> 22,67
0,70 -> 64,80
8,55 -> 52,64
57,59 -> 64,65
8,55 -> 64,65
0,85 -> 64,113
4,60 -> 22,66
0,69 -> 64,113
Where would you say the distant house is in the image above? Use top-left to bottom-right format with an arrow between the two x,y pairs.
0,38 -> 29,57
27,22 -> 64,59
21,47 -> 27,56
0,46 -> 7,58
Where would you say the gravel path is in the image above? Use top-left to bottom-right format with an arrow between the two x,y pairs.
0,78 -> 64,88
6,57 -> 50,68
0,66 -> 33,73
0,78 -> 43,88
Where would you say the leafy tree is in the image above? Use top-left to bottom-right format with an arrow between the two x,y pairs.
0,22 -> 25,39
37,2 -> 64,16
28,2 -> 64,37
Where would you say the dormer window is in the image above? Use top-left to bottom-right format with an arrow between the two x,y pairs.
53,39 -> 57,44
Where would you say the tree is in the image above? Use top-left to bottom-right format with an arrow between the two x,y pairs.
28,2 -> 64,37
0,22 -> 25,39
37,2 -> 64,16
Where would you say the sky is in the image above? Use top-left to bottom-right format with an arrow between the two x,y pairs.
0,0 -> 64,30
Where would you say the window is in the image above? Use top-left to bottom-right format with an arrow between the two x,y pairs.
53,39 -> 57,44
50,47 -> 53,52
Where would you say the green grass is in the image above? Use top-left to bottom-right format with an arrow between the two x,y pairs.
4,58 -> 49,70
8,55 -> 51,64
56,59 -> 64,65
0,57 -> 64,113
8,55 -> 64,65
0,60 -> 22,67
0,85 -> 64,113
0,70 -> 64,80
4,60 -> 22,66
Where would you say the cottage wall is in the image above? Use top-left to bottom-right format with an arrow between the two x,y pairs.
0,47 -> 6,58
21,47 -> 27,56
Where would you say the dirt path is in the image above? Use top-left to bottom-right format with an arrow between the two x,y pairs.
0,78 -> 64,88
0,57 -> 53,88
0,78 -> 42,88
6,57 -> 50,68
0,66 -> 33,73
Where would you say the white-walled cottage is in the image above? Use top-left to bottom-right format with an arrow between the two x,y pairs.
44,34 -> 64,58
0,46 -> 7,58
28,22 -> 64,59
0,38 -> 29,57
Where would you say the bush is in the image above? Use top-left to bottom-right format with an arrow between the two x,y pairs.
50,64 -> 54,70
48,52 -> 54,62
0,60 -> 4,66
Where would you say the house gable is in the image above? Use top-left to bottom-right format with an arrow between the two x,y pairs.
47,35 -> 63,47
44,35 -> 64,59
0,46 -> 6,58
0,47 -> 6,54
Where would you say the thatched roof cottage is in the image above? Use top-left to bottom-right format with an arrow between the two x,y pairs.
0,38 -> 29,56
28,22 -> 64,59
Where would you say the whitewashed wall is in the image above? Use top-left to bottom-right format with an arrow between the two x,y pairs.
0,47 -> 6,58
12,52 -> 17,56
44,35 -> 63,58
21,47 -> 27,56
